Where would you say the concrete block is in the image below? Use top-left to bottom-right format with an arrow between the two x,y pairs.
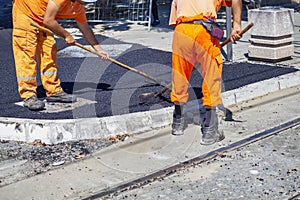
250,37 -> 293,45
248,44 -> 294,60
248,8 -> 294,37
248,7 -> 294,61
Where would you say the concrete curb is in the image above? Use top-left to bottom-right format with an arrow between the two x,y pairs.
222,69 -> 300,106
1,69 -> 299,144
0,107 -> 173,144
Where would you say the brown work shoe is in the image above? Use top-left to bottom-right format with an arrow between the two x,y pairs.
24,96 -> 45,111
46,91 -> 77,103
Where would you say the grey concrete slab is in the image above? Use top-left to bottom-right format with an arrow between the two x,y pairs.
0,85 -> 299,200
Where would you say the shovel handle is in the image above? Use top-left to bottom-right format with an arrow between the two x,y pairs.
30,22 -> 165,86
221,22 -> 254,47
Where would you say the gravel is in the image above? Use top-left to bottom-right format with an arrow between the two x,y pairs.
0,134 -> 130,187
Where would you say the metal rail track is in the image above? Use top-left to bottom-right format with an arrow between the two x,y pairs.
289,193 -> 300,200
82,117 -> 300,200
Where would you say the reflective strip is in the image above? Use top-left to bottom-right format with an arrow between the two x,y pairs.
41,71 -> 58,76
17,76 -> 36,81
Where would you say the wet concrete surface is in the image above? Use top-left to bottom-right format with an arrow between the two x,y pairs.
110,126 -> 300,200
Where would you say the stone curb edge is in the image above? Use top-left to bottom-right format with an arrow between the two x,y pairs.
0,70 -> 299,144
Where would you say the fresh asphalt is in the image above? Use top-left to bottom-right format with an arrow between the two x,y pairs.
0,29 -> 298,119
0,3 -> 299,199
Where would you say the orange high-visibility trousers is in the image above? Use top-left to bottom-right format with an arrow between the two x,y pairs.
170,23 -> 223,108
12,4 -> 62,100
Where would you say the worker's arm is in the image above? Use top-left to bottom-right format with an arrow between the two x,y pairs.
77,22 -> 109,60
230,0 -> 242,42
43,0 -> 75,45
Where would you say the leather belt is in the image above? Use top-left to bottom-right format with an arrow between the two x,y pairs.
181,20 -> 210,25
180,20 -> 224,40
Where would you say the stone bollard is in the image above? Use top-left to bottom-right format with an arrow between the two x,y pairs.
248,7 -> 294,62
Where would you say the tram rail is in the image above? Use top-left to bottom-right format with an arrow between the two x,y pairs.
83,117 -> 300,200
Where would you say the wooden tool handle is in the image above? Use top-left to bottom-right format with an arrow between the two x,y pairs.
30,22 -> 165,86
221,22 -> 254,47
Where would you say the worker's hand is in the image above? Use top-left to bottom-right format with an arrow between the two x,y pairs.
97,49 -> 109,60
65,34 -> 76,45
230,26 -> 242,42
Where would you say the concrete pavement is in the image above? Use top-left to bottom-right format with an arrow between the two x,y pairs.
0,3 -> 300,144
0,82 -> 299,200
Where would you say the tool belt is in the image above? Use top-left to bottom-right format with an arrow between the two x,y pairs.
183,20 -> 224,40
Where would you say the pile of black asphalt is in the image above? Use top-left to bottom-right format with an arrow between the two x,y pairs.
0,29 -> 298,119
0,0 -> 12,29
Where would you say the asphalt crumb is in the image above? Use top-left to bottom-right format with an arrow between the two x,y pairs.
0,134 -> 130,187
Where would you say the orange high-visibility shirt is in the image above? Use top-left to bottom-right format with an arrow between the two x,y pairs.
169,0 -> 232,25
15,0 -> 87,24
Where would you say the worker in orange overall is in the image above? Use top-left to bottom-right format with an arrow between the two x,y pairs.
12,0 -> 109,111
169,0 -> 242,145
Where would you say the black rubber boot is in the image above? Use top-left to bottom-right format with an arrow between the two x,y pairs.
200,108 -> 224,145
171,104 -> 186,135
